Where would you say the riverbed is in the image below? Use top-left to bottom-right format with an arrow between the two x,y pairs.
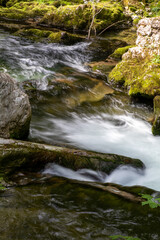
0,28 -> 160,239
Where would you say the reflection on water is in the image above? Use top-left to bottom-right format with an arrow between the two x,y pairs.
0,180 -> 160,240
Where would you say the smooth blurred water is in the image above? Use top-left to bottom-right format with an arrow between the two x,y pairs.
39,113 -> 160,191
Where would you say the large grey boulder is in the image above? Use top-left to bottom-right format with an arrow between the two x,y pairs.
0,73 -> 31,139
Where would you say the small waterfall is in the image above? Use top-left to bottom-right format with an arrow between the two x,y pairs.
40,113 -> 160,191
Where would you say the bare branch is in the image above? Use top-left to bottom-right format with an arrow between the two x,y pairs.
98,20 -> 126,36
87,4 -> 96,40
87,5 -> 104,40
94,6 -> 104,17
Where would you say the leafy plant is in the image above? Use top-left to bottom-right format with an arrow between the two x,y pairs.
152,54 -> 160,64
141,194 -> 160,208
110,235 -> 141,240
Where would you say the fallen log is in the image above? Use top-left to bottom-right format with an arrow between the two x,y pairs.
0,138 -> 144,176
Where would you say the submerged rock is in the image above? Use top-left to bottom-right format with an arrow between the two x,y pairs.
109,17 -> 160,98
87,60 -> 118,77
0,73 -> 31,139
65,81 -> 114,107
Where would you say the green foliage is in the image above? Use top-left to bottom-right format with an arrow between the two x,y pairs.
141,194 -> 160,208
110,235 -> 141,240
152,54 -> 160,64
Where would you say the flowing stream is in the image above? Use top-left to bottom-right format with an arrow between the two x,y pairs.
0,28 -> 160,239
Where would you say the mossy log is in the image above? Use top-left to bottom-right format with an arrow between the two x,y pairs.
0,138 -> 144,176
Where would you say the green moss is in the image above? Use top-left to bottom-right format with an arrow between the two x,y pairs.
0,0 -> 130,32
109,45 -> 135,60
0,139 -> 144,178
14,28 -> 52,41
152,95 -> 160,135
133,17 -> 141,25
49,31 -> 84,44
109,53 -> 160,98
14,28 -> 84,43
40,1 -> 128,32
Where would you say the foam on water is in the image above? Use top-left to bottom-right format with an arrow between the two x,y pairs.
41,113 -> 160,191
43,163 -> 108,183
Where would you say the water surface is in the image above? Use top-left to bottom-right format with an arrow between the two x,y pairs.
0,28 -> 160,240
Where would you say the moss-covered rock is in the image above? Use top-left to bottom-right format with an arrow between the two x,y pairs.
14,28 -> 52,40
14,27 -> 84,43
109,17 -> 160,98
40,2 -> 128,32
48,31 -> 84,44
109,45 -> 135,60
152,95 -> 160,135
109,52 -> 160,97
0,2 -> 57,21
0,1 -> 130,33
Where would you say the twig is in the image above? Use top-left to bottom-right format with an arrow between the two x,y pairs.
87,4 -> 96,40
87,5 -> 104,40
98,20 -> 126,36
94,6 -> 104,17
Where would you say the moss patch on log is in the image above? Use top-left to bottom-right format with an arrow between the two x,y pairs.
0,139 -> 144,176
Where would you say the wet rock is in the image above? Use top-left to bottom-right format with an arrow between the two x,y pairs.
87,60 -> 118,77
0,73 -> 31,139
14,28 -> 85,44
152,95 -> 160,135
65,82 -> 114,107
